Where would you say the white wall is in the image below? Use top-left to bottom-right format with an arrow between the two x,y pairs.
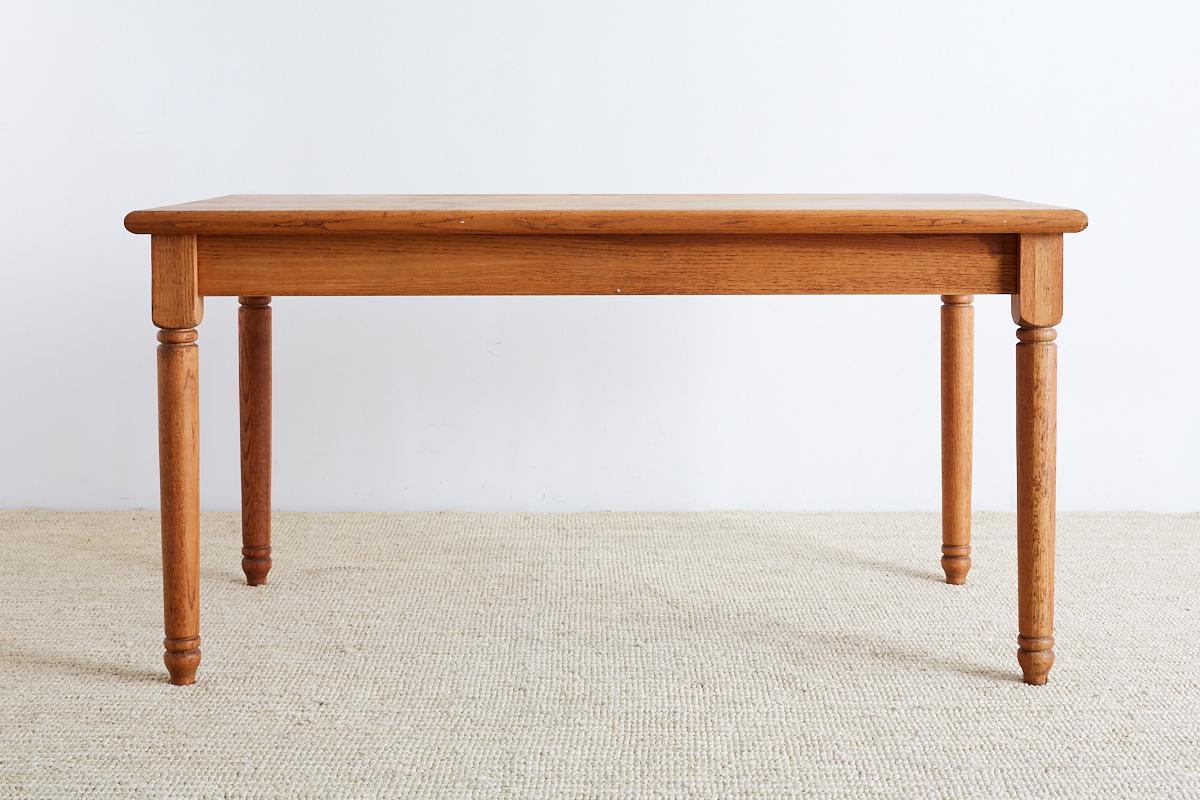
1,1 -> 1196,512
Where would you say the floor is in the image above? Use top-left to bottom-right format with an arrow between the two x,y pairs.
1,510 -> 1198,798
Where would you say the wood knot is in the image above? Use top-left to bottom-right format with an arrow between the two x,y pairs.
157,329 -> 198,345
1016,327 -> 1057,343
238,296 -> 272,308
940,295 -> 974,305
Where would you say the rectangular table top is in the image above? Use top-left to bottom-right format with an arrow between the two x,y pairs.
125,194 -> 1087,236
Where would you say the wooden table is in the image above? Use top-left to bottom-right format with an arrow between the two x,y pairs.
124,194 -> 1087,686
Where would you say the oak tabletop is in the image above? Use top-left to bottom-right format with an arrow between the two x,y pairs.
125,194 -> 1087,236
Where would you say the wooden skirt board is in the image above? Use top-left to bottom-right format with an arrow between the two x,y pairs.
195,233 -> 1018,296
124,194 -> 1087,687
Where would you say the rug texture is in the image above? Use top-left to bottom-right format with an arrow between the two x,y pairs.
1,510 -> 1198,798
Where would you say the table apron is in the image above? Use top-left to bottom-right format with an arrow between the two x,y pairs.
195,233 -> 1018,296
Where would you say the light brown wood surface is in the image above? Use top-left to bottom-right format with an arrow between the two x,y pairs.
157,327 -> 201,686
125,194 -> 1088,236
940,295 -> 973,585
197,233 -> 1017,296
238,297 -> 272,586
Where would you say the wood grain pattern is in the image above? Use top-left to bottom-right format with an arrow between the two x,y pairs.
157,327 -> 201,686
125,194 -> 1088,236
196,233 -> 1018,296
238,297 -> 272,586
940,295 -> 973,585
151,235 -> 203,329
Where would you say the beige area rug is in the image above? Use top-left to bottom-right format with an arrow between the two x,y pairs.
1,510 -> 1198,798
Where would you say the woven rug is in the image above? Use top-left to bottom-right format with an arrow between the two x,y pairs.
1,510 -> 1197,798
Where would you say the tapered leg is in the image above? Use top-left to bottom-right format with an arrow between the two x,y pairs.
239,297 -> 272,585
1015,324 -> 1056,684
940,295 -> 973,584
158,327 -> 201,685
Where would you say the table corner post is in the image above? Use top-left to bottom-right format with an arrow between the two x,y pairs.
152,234 -> 203,685
1012,233 -> 1062,685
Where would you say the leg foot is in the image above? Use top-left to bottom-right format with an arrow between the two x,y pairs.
940,544 -> 972,585
241,545 -> 272,586
163,635 -> 202,685
1017,635 -> 1055,685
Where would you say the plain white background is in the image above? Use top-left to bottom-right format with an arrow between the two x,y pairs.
1,1 -> 1196,511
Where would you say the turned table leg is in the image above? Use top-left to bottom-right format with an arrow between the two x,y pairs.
157,326 -> 201,685
152,234 -> 204,685
1012,233 -> 1061,685
1015,323 -> 1056,684
238,297 -> 272,585
940,295 -> 973,584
